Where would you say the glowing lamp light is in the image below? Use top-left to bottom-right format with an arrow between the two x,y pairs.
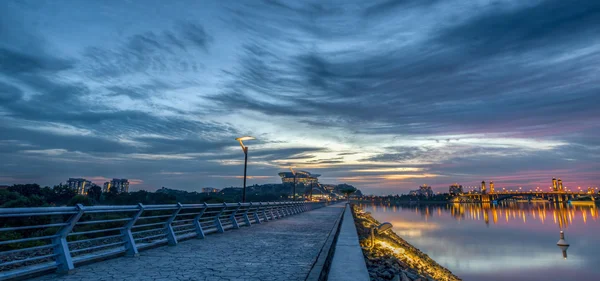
235,136 -> 256,142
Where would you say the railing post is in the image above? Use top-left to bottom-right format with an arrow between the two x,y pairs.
193,203 -> 208,239
260,202 -> 269,222
278,203 -> 286,217
243,203 -> 253,226
284,203 -> 292,216
53,204 -> 85,274
289,202 -> 296,215
275,203 -> 282,218
166,203 -> 183,246
270,203 -> 277,219
122,203 -> 144,257
230,203 -> 241,229
215,203 -> 227,233
295,202 -> 302,213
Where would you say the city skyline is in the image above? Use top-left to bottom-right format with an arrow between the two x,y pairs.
1,0 -> 599,194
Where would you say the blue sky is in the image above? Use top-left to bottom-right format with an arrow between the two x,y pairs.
1,0 -> 599,194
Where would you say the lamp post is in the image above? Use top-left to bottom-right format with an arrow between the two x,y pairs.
236,136 -> 255,203
289,167 -> 297,201
369,222 -> 393,249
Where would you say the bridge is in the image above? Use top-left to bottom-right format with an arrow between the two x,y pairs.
453,191 -> 597,203
0,201 -> 351,281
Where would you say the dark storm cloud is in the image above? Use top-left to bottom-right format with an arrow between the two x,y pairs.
1,0 -> 599,192
84,22 -> 211,78
217,0 -> 600,138
436,0 -> 600,56
363,0 -> 438,17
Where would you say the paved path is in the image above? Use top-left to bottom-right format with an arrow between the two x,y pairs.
33,204 -> 344,281
328,204 -> 369,281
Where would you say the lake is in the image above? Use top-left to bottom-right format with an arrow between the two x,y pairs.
362,202 -> 600,281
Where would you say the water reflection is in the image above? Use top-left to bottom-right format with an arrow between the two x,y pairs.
363,202 -> 600,281
365,202 -> 598,229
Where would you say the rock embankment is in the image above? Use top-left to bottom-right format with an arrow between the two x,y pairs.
352,205 -> 461,281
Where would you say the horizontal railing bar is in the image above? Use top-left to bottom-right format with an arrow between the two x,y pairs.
0,211 -> 78,218
172,218 -> 195,224
0,254 -> 58,268
132,228 -> 164,236
131,222 -> 166,229
174,229 -> 196,235
172,224 -> 194,230
0,235 -> 58,246
134,233 -> 166,241
68,227 -> 124,236
76,217 -> 132,225
68,234 -> 123,245
82,209 -> 139,214
0,222 -> 69,232
138,214 -> 173,220
0,244 -> 54,256
70,241 -> 126,255
0,206 -> 77,214
174,212 -> 201,217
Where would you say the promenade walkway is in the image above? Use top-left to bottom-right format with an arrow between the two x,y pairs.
31,204 -> 344,281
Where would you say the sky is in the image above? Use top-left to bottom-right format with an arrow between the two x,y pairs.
0,0 -> 599,195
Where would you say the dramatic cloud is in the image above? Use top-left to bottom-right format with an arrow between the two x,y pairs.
0,0 -> 599,194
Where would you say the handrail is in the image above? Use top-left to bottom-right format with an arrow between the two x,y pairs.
0,201 -> 330,280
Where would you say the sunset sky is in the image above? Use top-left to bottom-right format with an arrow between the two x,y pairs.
1,0 -> 599,194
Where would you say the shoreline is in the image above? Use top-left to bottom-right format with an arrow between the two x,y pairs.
351,204 -> 461,281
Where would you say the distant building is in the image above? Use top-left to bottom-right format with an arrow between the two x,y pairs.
557,178 -> 563,192
103,178 -> 130,193
481,181 -> 487,194
67,178 -> 92,195
552,178 -> 558,191
278,170 -> 320,185
449,183 -> 463,195
202,187 -> 219,193
410,184 -> 434,197
490,181 -> 495,194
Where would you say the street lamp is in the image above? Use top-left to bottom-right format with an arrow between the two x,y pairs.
236,136 -> 255,203
289,167 -> 297,201
369,222 -> 393,249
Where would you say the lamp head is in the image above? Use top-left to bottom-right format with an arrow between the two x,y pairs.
236,136 -> 255,141
235,136 -> 255,152
377,222 -> 393,233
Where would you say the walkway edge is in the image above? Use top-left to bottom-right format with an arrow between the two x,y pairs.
327,204 -> 370,281
305,203 -> 345,281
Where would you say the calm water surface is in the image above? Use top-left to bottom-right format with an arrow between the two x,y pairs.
363,202 -> 600,281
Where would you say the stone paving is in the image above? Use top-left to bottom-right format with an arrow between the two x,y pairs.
32,204 -> 344,281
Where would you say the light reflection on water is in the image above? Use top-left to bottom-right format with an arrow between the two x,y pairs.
363,202 -> 600,281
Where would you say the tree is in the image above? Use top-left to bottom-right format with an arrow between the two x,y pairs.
340,187 -> 357,202
9,184 -> 42,197
68,195 -> 94,206
87,185 -> 102,201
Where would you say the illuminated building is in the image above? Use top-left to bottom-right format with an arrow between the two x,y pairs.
202,187 -> 220,193
103,178 -> 130,193
278,170 -> 320,185
481,181 -> 487,194
449,183 -> 463,195
410,184 -> 434,197
557,178 -> 563,192
490,181 -> 495,194
552,178 -> 557,191
67,178 -> 93,195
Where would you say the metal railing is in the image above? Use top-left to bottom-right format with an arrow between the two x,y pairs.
0,201 -> 329,280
